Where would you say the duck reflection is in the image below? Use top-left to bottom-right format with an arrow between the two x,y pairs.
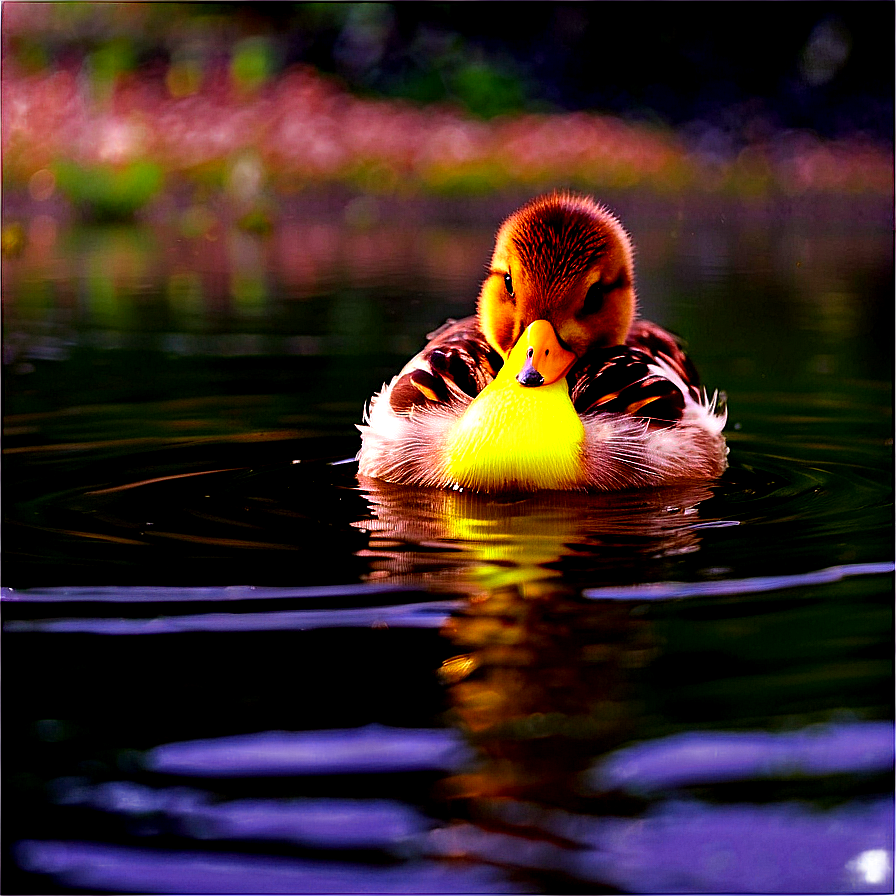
355,475 -> 717,591
436,585 -> 652,809
355,477 -> 717,808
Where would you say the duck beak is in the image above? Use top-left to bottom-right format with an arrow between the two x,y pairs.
513,320 -> 578,387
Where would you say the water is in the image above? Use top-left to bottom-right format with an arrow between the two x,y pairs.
2,191 -> 893,894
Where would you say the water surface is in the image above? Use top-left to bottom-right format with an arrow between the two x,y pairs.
3,191 -> 893,893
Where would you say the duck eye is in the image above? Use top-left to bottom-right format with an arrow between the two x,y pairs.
582,281 -> 605,316
503,272 -> 514,298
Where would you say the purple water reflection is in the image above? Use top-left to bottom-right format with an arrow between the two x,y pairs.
146,726 -> 474,777
21,798 -> 891,893
590,721 -> 895,794
15,840 -> 523,894
583,561 -> 895,601
23,721 -> 895,893
429,797 -> 893,893
0,583 -> 419,603
55,780 -> 429,851
3,599 -> 459,634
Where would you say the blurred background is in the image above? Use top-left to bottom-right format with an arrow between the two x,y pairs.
2,0 -> 893,230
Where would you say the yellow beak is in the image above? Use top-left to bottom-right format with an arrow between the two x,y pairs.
510,320 -> 578,387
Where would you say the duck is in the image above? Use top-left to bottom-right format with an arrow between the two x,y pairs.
357,191 -> 727,493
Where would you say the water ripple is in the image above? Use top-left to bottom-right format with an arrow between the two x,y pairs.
3,598 -> 460,635
583,561 -> 894,601
15,840 -> 522,894
146,726 -> 474,777
589,720 -> 895,794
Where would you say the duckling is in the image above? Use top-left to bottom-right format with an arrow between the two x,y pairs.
357,192 -> 727,492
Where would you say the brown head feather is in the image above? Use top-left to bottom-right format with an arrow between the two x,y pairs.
478,192 -> 637,359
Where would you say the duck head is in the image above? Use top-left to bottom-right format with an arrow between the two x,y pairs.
477,192 -> 636,385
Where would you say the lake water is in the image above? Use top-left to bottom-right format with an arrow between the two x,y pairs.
2,190 -> 893,894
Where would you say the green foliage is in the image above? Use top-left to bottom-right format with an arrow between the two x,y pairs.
53,160 -> 163,221
83,37 -> 140,105
231,37 -> 276,93
449,60 -> 528,119
380,44 -> 530,120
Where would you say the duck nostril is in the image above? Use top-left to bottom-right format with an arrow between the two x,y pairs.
517,367 -> 545,387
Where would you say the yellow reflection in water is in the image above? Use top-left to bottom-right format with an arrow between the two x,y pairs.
438,580 -> 658,803
355,476 -> 717,805
356,475 -> 714,592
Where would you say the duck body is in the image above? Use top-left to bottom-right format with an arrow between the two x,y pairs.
358,193 -> 727,493
444,331 -> 586,491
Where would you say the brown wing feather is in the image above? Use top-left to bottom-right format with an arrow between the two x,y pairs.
569,347 -> 686,423
626,319 -> 703,399
388,316 -> 701,425
388,316 -> 503,416
569,320 -> 704,424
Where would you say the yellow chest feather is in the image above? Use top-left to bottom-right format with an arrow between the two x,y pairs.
443,375 -> 586,491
